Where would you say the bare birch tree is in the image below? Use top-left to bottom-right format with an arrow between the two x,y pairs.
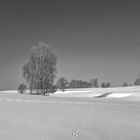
22,42 -> 57,95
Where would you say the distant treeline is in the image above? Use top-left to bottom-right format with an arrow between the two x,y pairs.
56,77 -> 140,92
56,78 -> 111,90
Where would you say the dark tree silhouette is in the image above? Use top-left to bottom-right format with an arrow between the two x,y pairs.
56,77 -> 69,92
121,82 -> 129,87
90,78 -> 99,88
69,79 -> 91,88
18,83 -> 26,94
134,78 -> 140,86
101,82 -> 111,88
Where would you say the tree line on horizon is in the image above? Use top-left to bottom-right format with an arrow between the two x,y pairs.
56,78 -> 112,92
18,43 -> 140,95
56,77 -> 140,92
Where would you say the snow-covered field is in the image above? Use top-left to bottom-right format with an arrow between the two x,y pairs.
0,86 -> 140,140
53,86 -> 140,99
1,86 -> 140,99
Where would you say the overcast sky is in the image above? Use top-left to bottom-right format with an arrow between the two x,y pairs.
0,0 -> 140,89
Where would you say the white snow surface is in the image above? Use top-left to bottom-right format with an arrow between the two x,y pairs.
106,93 -> 132,98
0,87 -> 140,140
1,86 -> 140,99
54,86 -> 140,98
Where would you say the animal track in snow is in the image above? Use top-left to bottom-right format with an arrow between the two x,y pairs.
72,110 -> 94,137
72,129 -> 79,136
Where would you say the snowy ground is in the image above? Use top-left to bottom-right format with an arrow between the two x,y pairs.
0,87 -> 140,140
53,86 -> 140,99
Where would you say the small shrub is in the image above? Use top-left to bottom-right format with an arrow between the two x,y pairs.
18,84 -> 26,94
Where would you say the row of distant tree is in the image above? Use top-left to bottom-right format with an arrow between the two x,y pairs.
56,78 -> 111,92
56,77 -> 140,92
121,78 -> 140,87
17,43 -> 140,95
